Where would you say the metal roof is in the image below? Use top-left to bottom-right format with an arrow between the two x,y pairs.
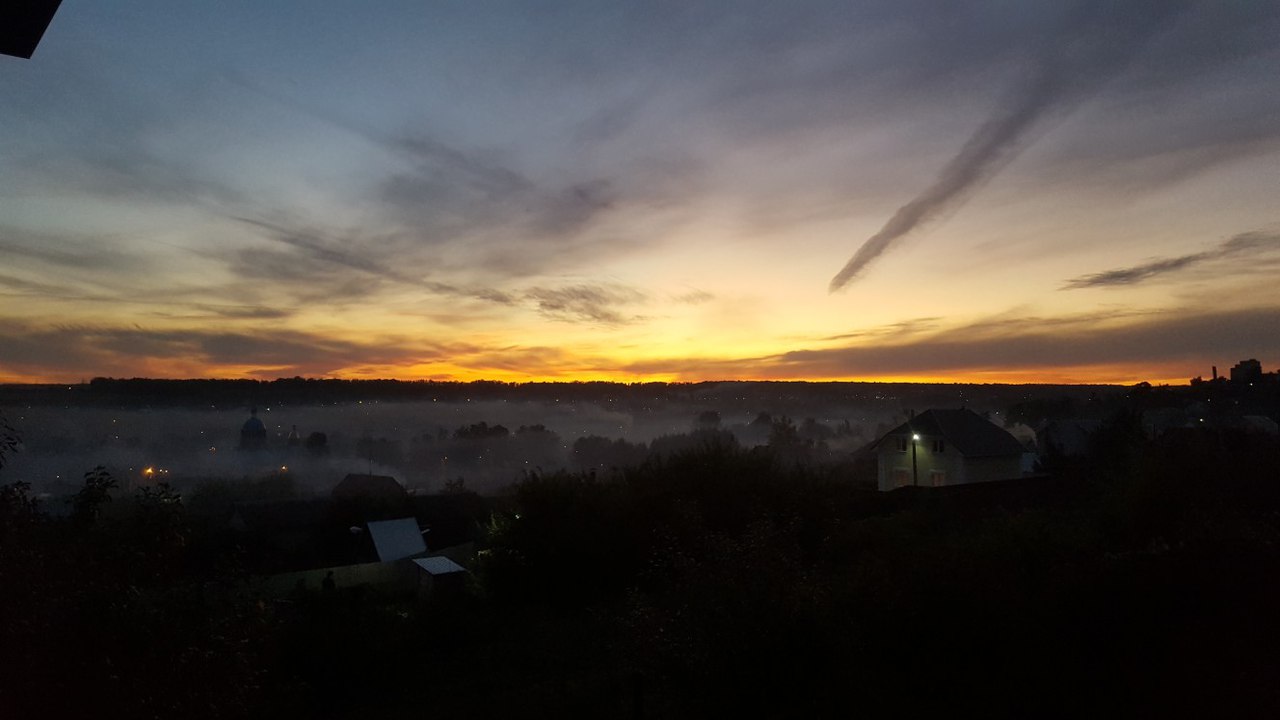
412,556 -> 467,575
367,517 -> 426,562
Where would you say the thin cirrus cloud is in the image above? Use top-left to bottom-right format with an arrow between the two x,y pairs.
229,216 -> 519,306
829,0 -> 1190,292
231,216 -> 653,327
373,132 -> 640,280
1063,230 -> 1280,289
225,73 -> 638,271
523,284 -> 647,326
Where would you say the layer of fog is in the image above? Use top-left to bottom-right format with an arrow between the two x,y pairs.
0,394 -> 1004,498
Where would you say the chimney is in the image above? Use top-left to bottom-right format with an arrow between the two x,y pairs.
1212,365 -> 1218,380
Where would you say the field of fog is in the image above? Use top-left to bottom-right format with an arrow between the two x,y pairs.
0,393 -> 941,498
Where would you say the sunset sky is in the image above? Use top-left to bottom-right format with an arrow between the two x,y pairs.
2,1 -> 1279,385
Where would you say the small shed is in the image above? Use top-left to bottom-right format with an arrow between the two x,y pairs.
412,556 -> 469,598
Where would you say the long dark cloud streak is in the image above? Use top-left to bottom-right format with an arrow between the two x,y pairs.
1063,230 -> 1280,289
829,0 -> 1189,292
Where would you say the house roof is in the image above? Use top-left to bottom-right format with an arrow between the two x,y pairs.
881,409 -> 1025,458
367,517 -> 426,562
332,473 -> 407,501
412,556 -> 467,576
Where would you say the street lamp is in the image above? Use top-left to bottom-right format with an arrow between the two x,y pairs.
911,432 -> 920,487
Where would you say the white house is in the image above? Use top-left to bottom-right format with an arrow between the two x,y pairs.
875,409 -> 1026,491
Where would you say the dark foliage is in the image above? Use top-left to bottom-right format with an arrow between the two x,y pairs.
475,428 -> 1280,717
0,411 -> 18,470
2,414 -> 1278,717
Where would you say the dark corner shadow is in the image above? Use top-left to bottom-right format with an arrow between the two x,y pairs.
1,1 -> 63,60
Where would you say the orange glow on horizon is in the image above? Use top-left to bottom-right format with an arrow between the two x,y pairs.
2,362 -> 1195,388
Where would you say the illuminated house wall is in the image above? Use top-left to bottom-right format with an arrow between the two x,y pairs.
875,409 -> 1026,491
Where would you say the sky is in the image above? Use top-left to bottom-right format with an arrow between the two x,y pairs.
2,1 -> 1279,385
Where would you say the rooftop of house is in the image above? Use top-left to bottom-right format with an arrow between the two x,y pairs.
880,408 -> 1026,458
332,473 -> 407,501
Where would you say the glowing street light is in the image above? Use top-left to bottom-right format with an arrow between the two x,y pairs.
910,432 -> 920,487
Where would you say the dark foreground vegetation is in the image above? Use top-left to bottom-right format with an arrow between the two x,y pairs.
2,414 -> 1279,718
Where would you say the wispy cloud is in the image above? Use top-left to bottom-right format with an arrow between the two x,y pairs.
0,233 -> 134,272
523,284 -> 646,325
829,0 -> 1190,291
231,216 -> 516,305
671,289 -> 714,305
822,317 -> 944,343
1063,230 -> 1280,289
374,132 -> 629,279
168,304 -> 294,321
392,133 -> 532,199
234,217 -> 420,284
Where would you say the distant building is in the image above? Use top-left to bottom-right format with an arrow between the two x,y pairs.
874,409 -> 1026,491
332,473 -> 408,502
1230,359 -> 1263,384
412,556 -> 469,599
239,407 -> 267,450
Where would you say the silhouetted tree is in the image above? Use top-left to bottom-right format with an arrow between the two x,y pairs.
305,431 -> 329,456
0,481 -> 41,537
0,410 -> 19,471
799,417 -> 834,441
573,435 -> 647,471
356,435 -> 403,468
695,410 -> 721,430
767,416 -> 802,447
72,466 -> 117,527
454,421 -> 510,440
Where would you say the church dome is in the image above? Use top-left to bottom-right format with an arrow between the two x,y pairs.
240,407 -> 267,450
